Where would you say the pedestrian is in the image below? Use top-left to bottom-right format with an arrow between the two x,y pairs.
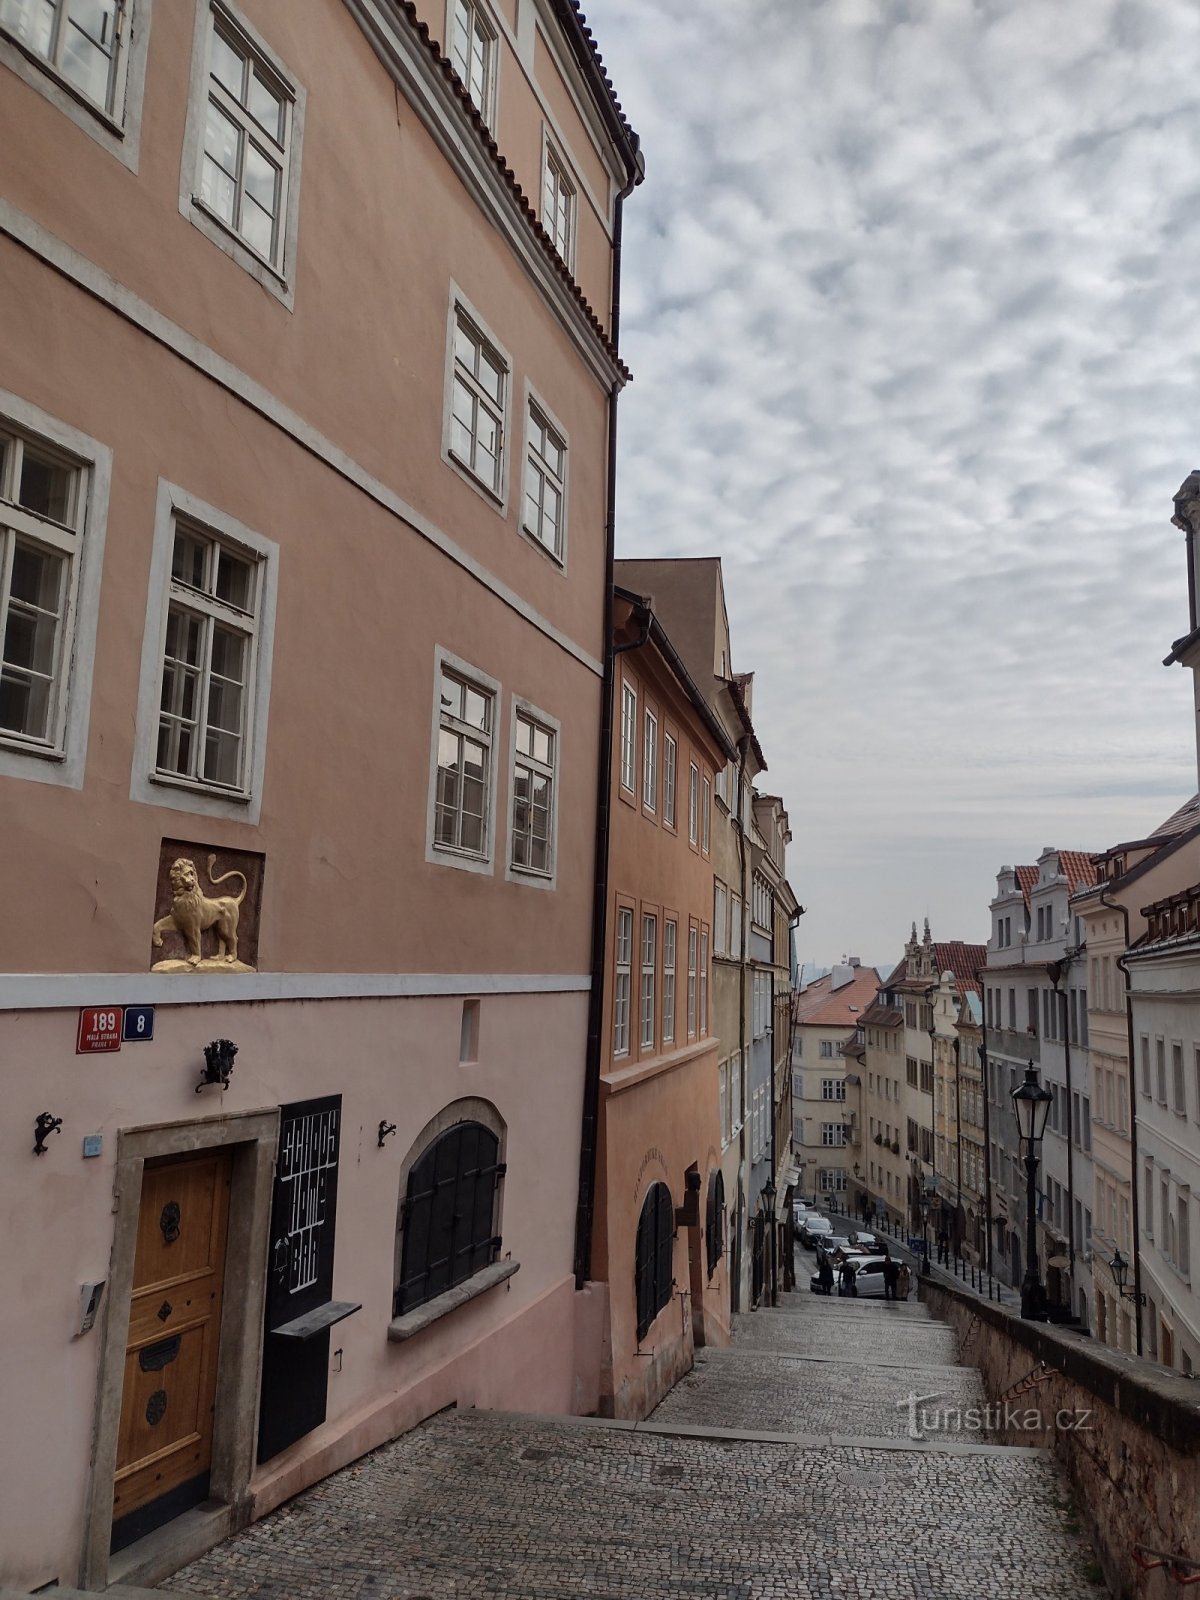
839,1256 -> 857,1297
882,1247 -> 899,1301
865,1201 -> 876,1229
897,1262 -> 912,1301
937,1229 -> 950,1266
817,1254 -> 834,1295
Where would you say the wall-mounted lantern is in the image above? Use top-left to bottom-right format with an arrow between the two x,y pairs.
33,1111 -> 63,1155
196,1038 -> 237,1093
377,1120 -> 397,1148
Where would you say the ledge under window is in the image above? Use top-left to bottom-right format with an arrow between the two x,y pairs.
388,1258 -> 519,1342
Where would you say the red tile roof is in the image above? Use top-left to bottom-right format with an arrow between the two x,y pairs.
1056,850 -> 1098,896
390,0 -> 633,377
792,966 -> 882,1027
1015,866 -> 1039,907
933,942 -> 988,992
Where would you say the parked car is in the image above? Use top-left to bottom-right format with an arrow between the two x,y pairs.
810,1254 -> 890,1297
799,1215 -> 833,1247
792,1199 -> 810,1227
849,1230 -> 880,1251
815,1235 -> 854,1260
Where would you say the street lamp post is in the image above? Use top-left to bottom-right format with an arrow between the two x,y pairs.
762,1176 -> 778,1308
1012,1062 -> 1052,1320
1110,1248 -> 1147,1307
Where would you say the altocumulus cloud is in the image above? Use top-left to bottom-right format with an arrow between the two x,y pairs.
586,0 -> 1200,962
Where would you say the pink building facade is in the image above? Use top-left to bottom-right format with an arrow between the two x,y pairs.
0,0 -> 640,1587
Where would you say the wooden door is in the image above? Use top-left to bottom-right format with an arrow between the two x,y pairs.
111,1149 -> 232,1552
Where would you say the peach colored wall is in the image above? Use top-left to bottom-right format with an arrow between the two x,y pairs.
0,990 -> 586,1590
592,623 -> 730,1418
0,0 -> 613,659
0,243 -> 602,975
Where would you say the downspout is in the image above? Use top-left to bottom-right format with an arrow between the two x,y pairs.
1106,888 -> 1144,1356
1049,958 -> 1076,1308
572,147 -> 645,1290
976,967 -> 995,1278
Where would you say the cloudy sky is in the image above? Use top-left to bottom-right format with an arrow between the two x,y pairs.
587,0 -> 1200,970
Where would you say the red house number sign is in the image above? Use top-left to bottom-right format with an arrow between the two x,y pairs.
77,1007 -> 123,1054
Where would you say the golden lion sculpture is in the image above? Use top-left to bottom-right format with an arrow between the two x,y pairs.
152,855 -> 249,967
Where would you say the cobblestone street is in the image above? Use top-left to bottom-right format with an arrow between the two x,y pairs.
167,1262 -> 1104,1600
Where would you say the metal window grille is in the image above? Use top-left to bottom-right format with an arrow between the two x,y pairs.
706,1169 -> 725,1278
395,1120 -> 503,1315
635,1181 -> 674,1340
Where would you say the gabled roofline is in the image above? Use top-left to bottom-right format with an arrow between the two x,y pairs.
614,585 -> 737,760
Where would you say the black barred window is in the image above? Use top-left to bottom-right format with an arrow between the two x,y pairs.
635,1182 -> 674,1340
706,1169 -> 725,1278
395,1121 -> 504,1315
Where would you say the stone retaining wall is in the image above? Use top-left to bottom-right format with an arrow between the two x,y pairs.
921,1277 -> 1200,1599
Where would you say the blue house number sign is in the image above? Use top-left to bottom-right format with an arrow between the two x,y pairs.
123,1006 -> 155,1042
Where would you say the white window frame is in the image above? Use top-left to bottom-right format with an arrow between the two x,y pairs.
719,1059 -> 730,1150
731,1050 -> 743,1134
663,731 -> 677,828
446,0 -> 498,126
0,399 -> 110,790
179,0 -> 306,307
714,881 -> 727,957
422,645 -> 500,877
505,695 -> 560,889
688,760 -> 699,845
701,774 -> 711,853
662,918 -> 676,1046
0,0 -> 152,169
540,132 -> 576,269
730,893 -> 742,960
699,927 -> 708,1037
642,706 -> 657,812
687,922 -> 698,1039
520,386 -> 568,566
619,678 -> 636,793
613,905 -> 632,1058
640,912 -> 656,1051
443,287 -> 511,509
131,480 -> 277,824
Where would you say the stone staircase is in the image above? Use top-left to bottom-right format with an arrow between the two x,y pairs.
164,1265 -> 1108,1600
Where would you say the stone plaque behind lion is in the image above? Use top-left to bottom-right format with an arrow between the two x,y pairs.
150,840 -> 265,972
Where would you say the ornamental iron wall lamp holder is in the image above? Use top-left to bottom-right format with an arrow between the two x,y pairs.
33,1111 -> 63,1155
377,1120 -> 397,1148
197,1038 -> 237,1092
1110,1248 -> 1147,1306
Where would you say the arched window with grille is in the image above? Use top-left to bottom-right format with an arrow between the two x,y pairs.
635,1181 -> 674,1340
394,1117 -> 505,1316
706,1169 -> 725,1279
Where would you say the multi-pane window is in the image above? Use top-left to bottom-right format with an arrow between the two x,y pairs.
523,402 -> 566,559
663,732 -> 677,826
449,308 -> 507,496
730,1051 -> 742,1133
687,924 -> 698,1038
0,425 -> 83,754
511,710 -> 554,876
620,681 -> 636,791
702,776 -> 711,852
157,519 -> 261,792
821,1079 -> 845,1100
821,1123 -> 845,1147
643,708 -> 657,811
613,906 -> 632,1057
640,914 -> 656,1050
1,0 -> 126,114
542,142 -> 576,267
1156,1039 -> 1167,1103
394,1120 -> 502,1315
451,0 -> 496,121
688,761 -> 699,845
699,928 -> 708,1037
1141,1036 -> 1151,1097
714,882 -> 727,956
730,894 -> 742,959
1173,1043 -> 1186,1114
434,666 -> 493,856
199,9 -> 293,269
662,919 -> 676,1045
